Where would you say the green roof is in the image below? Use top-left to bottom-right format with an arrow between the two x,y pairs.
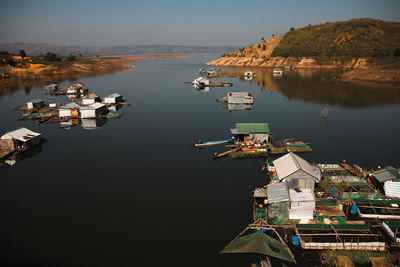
235,123 -> 270,133
220,231 -> 293,262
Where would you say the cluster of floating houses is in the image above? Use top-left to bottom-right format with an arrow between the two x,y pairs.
189,68 -> 400,265
195,122 -> 312,159
1,82 -> 129,166
218,148 -> 400,265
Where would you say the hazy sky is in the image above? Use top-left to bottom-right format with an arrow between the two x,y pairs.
1,0 -> 399,47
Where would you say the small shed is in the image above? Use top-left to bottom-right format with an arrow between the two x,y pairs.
80,103 -> 106,119
370,166 -> 400,192
26,99 -> 44,109
82,93 -> 100,105
267,182 -> 289,218
67,82 -> 87,94
289,188 -> 315,222
104,93 -> 123,104
226,92 -> 254,104
1,127 -> 41,151
230,123 -> 270,142
273,152 -> 320,191
244,71 -> 254,77
59,102 -> 81,118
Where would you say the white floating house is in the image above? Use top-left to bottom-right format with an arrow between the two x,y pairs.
80,103 -> 107,119
273,68 -> 283,76
226,92 -> 254,104
45,83 -> 59,91
243,71 -> 254,77
104,93 -> 123,104
82,93 -> 100,105
1,128 -> 41,151
59,102 -> 81,118
26,99 -> 44,109
273,152 -> 320,191
67,82 -> 87,94
192,77 -> 210,87
267,182 -> 290,218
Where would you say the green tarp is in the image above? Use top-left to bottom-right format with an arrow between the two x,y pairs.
220,231 -> 293,262
235,123 -> 270,134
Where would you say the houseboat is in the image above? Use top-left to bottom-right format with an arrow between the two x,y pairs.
273,68 -> 283,77
218,92 -> 254,105
1,128 -> 41,152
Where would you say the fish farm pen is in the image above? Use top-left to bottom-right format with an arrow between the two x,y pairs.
354,199 -> 400,220
295,224 -> 387,251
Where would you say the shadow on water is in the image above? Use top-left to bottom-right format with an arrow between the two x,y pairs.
0,144 -> 43,168
219,67 -> 400,109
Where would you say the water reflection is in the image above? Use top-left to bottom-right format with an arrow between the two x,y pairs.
81,117 -> 107,130
219,67 -> 400,109
193,84 -> 210,93
1,144 -> 42,167
227,103 -> 253,112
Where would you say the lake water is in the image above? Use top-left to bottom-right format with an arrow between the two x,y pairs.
0,54 -> 399,266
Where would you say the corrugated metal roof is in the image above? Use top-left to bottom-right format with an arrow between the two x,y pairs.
60,102 -> 81,110
289,189 -> 314,202
105,93 -> 121,98
373,167 -> 400,183
1,127 -> 41,142
234,123 -> 270,134
273,152 -> 317,180
267,182 -> 289,203
80,103 -> 105,110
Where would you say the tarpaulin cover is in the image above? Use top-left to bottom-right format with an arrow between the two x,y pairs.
220,231 -> 293,262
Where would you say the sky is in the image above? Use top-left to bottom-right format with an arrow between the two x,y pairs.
0,0 -> 399,47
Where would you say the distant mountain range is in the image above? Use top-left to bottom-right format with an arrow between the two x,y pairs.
0,43 -> 237,56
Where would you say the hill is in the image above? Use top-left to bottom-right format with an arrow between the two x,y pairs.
271,18 -> 400,58
207,18 -> 400,83
0,43 -> 237,57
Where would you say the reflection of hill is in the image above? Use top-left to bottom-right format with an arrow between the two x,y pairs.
221,67 -> 400,109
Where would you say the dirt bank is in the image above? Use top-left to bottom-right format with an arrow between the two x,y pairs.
207,56 -> 400,83
0,55 -> 186,91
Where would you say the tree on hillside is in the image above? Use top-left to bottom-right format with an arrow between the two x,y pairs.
19,49 -> 27,58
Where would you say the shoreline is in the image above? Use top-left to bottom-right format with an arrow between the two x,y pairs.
207,56 -> 400,83
0,55 -> 186,92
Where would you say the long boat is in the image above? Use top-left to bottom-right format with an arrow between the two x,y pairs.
194,138 -> 234,147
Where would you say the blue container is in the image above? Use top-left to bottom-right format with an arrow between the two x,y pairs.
292,235 -> 299,246
351,204 -> 358,214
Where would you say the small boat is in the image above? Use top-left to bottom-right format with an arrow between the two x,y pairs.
272,68 -> 283,76
106,111 -> 123,119
195,138 -> 234,147
243,71 -> 255,77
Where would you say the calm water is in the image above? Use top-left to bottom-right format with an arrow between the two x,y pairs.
0,54 -> 399,266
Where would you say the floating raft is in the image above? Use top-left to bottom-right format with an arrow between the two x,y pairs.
209,81 -> 233,87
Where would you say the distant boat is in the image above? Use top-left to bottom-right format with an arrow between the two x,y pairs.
243,71 -> 255,77
195,138 -> 234,147
273,68 -> 283,76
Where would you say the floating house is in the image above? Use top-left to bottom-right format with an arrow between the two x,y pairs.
289,188 -> 315,222
104,93 -> 123,104
1,127 -> 41,151
45,83 -> 59,91
192,77 -> 210,87
230,123 -> 270,142
243,71 -> 254,77
220,92 -> 254,105
267,182 -> 290,219
67,82 -> 87,94
26,99 -> 44,109
370,166 -> 400,193
273,68 -> 283,76
273,152 -> 320,191
295,224 -> 386,251
82,93 -> 100,105
80,103 -> 107,119
59,102 -> 81,118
